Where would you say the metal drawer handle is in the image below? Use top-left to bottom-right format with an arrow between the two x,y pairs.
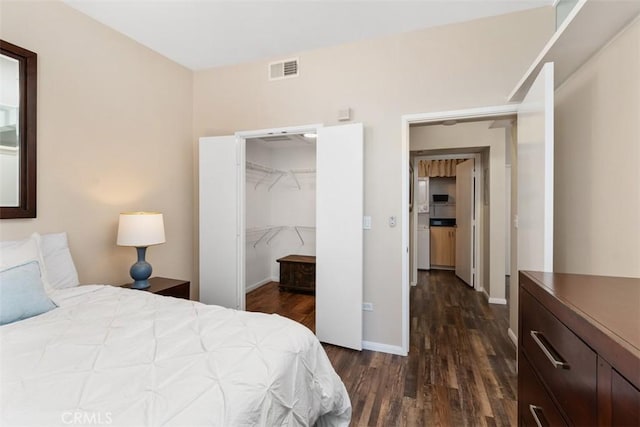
529,405 -> 546,427
530,330 -> 570,369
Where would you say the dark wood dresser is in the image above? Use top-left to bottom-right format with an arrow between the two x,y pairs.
518,271 -> 640,426
276,255 -> 316,293
120,277 -> 191,300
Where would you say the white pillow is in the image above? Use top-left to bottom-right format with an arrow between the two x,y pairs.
36,232 -> 79,289
0,233 -> 52,293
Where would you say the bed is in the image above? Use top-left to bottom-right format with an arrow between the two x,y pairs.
0,233 -> 351,426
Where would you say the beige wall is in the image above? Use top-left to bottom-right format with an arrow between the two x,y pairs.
193,8 -> 553,347
411,122 -> 508,303
0,1 -> 194,286
509,18 -> 640,339
554,17 -> 640,278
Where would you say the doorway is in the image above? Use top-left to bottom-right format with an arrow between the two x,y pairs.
410,152 -> 481,291
401,104 -> 517,355
244,133 -> 317,296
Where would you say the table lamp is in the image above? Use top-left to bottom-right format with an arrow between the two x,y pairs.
117,212 -> 165,289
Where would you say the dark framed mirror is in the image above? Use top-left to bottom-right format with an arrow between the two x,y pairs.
0,40 -> 37,219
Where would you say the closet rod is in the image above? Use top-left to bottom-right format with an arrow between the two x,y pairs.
247,225 -> 315,248
254,172 -> 271,190
252,228 -> 272,248
266,227 -> 284,245
294,226 -> 304,245
289,170 -> 301,190
268,173 -> 285,191
246,160 -> 316,175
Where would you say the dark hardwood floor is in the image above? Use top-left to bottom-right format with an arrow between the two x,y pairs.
245,281 -> 316,330
246,270 -> 516,426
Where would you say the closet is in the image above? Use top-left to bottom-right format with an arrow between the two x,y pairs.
245,135 -> 316,294
199,122 -> 364,350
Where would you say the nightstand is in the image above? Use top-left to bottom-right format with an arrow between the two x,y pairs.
120,277 -> 190,300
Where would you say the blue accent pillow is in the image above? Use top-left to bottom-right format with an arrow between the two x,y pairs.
0,261 -> 57,325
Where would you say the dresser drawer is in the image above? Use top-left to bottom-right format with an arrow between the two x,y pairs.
520,289 -> 597,426
518,352 -> 568,427
612,369 -> 640,426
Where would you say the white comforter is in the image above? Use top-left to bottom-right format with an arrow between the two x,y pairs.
0,285 -> 351,426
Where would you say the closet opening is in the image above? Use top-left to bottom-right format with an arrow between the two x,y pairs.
244,133 -> 318,329
199,122 -> 363,350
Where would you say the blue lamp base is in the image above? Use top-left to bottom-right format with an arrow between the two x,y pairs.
130,246 -> 152,290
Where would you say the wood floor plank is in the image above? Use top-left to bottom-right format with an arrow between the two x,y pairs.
246,270 -> 517,426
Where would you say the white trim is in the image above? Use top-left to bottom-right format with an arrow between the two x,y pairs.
401,104 -> 518,359
507,328 -> 518,348
237,137 -> 246,310
362,340 -> 408,356
482,288 -> 490,301
403,105 -> 518,124
488,297 -> 507,305
401,115 -> 410,357
236,123 -> 323,139
543,63 -> 555,272
411,157 -> 418,287
245,277 -> 273,293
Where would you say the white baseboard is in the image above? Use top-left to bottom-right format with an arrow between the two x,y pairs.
507,328 -> 518,348
481,288 -> 507,305
410,281 -> 417,287
245,277 -> 276,293
361,340 -> 407,356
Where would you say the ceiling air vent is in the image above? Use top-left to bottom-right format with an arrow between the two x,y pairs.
269,58 -> 299,81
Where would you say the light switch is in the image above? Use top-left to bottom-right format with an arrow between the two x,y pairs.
363,216 -> 372,229
389,216 -> 397,227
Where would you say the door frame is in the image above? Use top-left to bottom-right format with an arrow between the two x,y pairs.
234,123 -> 323,310
401,104 -> 518,355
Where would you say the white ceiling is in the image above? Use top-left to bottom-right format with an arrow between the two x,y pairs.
63,0 -> 552,70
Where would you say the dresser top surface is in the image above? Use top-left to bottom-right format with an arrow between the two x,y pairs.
276,255 -> 316,264
521,271 -> 640,356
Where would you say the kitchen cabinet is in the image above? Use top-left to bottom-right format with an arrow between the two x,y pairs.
430,226 -> 455,267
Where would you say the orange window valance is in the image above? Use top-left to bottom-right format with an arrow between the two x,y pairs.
418,159 -> 467,178
418,159 -> 466,177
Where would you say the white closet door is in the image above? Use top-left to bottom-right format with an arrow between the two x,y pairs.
199,135 -> 244,309
517,62 -> 554,272
316,123 -> 363,350
455,159 -> 474,287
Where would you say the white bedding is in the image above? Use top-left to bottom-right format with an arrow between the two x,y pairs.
0,285 -> 351,426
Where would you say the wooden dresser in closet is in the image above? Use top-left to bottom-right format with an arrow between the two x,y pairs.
518,271 -> 640,426
277,255 -> 316,293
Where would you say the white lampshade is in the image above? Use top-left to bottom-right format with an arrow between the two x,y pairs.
117,212 -> 166,247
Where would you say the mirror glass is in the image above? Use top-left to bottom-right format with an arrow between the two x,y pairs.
0,40 -> 37,219
0,54 -> 20,207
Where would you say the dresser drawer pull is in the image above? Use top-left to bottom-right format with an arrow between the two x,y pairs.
530,330 -> 570,369
529,405 -> 546,427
